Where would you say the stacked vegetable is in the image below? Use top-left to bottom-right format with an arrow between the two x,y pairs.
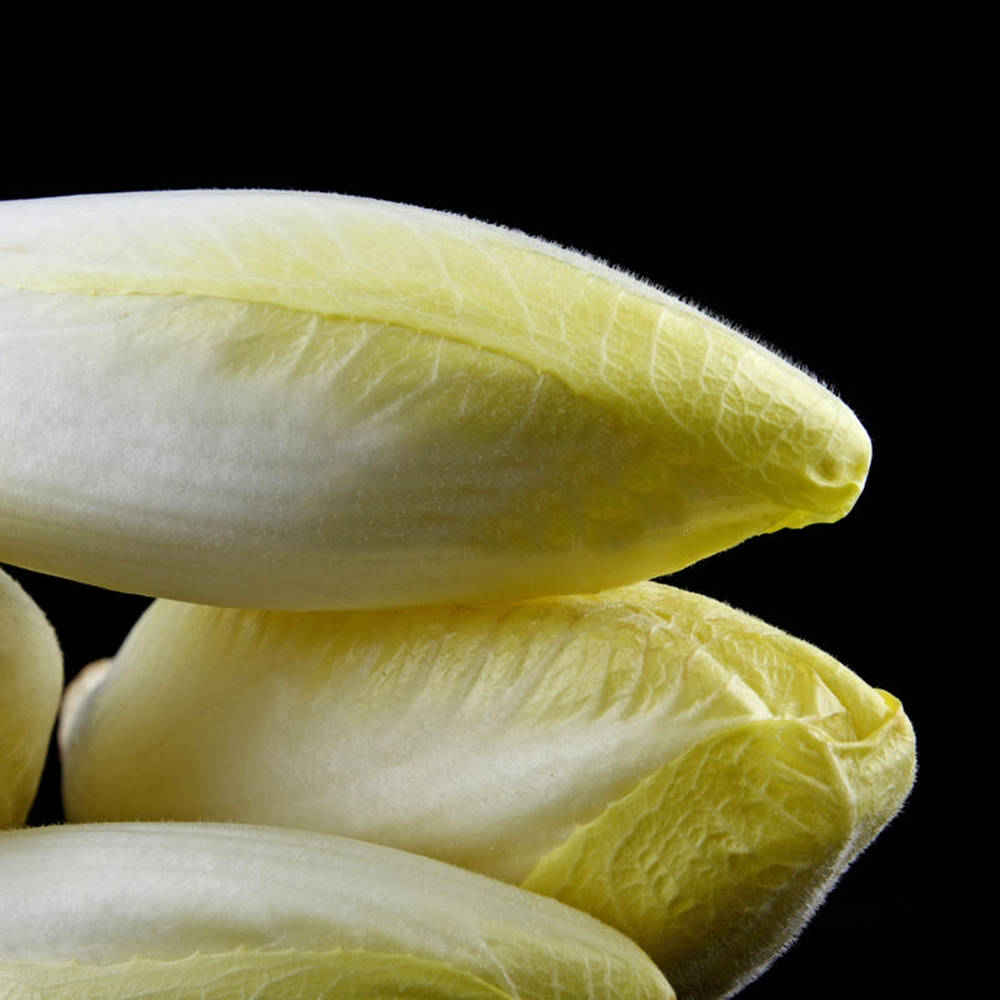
0,191 -> 914,999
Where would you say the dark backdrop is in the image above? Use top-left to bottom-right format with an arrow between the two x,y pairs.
1,97 -> 930,999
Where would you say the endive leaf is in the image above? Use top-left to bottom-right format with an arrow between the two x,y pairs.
0,191 -> 869,609
0,822 -> 675,1000
61,581 -> 914,998
0,568 -> 61,828
523,706 -> 913,999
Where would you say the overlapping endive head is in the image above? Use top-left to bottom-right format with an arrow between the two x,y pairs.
0,823 -> 674,999
0,191 -> 870,609
0,568 -> 62,828
61,581 -> 914,999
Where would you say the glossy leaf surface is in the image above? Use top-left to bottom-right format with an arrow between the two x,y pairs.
0,823 -> 674,999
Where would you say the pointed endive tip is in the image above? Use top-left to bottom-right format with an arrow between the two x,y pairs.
2,190 -> 869,609
61,581 -> 913,998
775,401 -> 872,529
0,568 -> 63,828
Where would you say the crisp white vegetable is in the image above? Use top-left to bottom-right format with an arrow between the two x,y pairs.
0,190 -> 869,609
0,822 -> 674,999
61,581 -> 915,999
0,568 -> 61,828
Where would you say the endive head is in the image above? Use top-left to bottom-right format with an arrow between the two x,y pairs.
0,567 -> 62,828
0,191 -> 870,609
0,822 -> 675,1000
61,581 -> 914,998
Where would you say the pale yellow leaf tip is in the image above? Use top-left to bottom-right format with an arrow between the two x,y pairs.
0,822 -> 675,1000
56,657 -> 110,763
0,568 -> 62,828
1,191 -> 869,609
61,581 -> 913,997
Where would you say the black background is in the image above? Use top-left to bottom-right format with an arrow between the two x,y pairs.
1,64 -> 939,997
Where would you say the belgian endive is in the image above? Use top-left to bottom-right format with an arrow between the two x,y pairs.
61,581 -> 915,999
0,567 -> 61,828
1,190 -> 869,609
0,822 -> 675,999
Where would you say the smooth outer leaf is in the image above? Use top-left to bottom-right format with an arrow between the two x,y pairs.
0,190 -> 869,609
0,823 -> 675,1000
0,568 -> 61,828
61,581 -> 915,998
